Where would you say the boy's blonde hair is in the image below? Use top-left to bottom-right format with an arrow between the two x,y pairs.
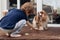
21,2 -> 34,13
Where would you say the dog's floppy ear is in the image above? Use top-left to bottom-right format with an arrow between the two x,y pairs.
35,16 -> 38,22
35,16 -> 37,21
40,11 -> 43,14
40,10 -> 47,15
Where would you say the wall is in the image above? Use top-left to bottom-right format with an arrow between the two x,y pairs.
0,0 -> 9,19
0,0 -> 2,19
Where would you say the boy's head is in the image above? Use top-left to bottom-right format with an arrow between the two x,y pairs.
21,2 -> 34,16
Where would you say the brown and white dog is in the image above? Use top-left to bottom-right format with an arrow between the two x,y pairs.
32,10 -> 49,30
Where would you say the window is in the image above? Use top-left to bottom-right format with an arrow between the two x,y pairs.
43,0 -> 60,24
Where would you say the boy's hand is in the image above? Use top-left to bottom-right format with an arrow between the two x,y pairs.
26,21 -> 35,29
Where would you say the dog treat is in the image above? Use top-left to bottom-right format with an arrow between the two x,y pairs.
25,33 -> 29,35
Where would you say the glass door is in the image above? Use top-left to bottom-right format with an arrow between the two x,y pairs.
9,0 -> 17,9
42,0 -> 60,24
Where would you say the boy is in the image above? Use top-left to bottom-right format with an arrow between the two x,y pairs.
0,2 -> 35,37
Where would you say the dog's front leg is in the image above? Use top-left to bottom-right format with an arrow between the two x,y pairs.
38,23 -> 44,30
44,16 -> 49,30
43,22 -> 48,30
33,18 -> 38,30
39,26 -> 44,30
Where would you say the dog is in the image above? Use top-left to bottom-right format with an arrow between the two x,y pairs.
32,10 -> 49,30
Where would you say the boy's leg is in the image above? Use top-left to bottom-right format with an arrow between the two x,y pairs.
0,27 -> 12,36
10,19 -> 26,37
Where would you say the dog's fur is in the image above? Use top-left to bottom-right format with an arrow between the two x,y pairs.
32,10 -> 49,30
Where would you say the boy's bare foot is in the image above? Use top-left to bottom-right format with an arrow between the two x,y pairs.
10,34 -> 22,37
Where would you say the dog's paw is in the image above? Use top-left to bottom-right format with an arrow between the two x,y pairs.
33,28 -> 39,30
39,27 -> 44,30
44,27 -> 48,30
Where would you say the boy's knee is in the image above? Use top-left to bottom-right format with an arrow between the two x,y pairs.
21,20 -> 26,24
19,19 -> 26,24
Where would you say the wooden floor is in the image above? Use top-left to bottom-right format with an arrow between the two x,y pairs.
0,26 -> 60,40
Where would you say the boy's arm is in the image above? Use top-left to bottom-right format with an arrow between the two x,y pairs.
26,21 -> 34,29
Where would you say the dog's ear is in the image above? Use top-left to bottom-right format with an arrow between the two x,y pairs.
35,16 -> 36,20
40,10 -> 47,15
35,16 -> 39,23
40,11 -> 43,14
35,16 -> 37,21
35,16 -> 38,21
